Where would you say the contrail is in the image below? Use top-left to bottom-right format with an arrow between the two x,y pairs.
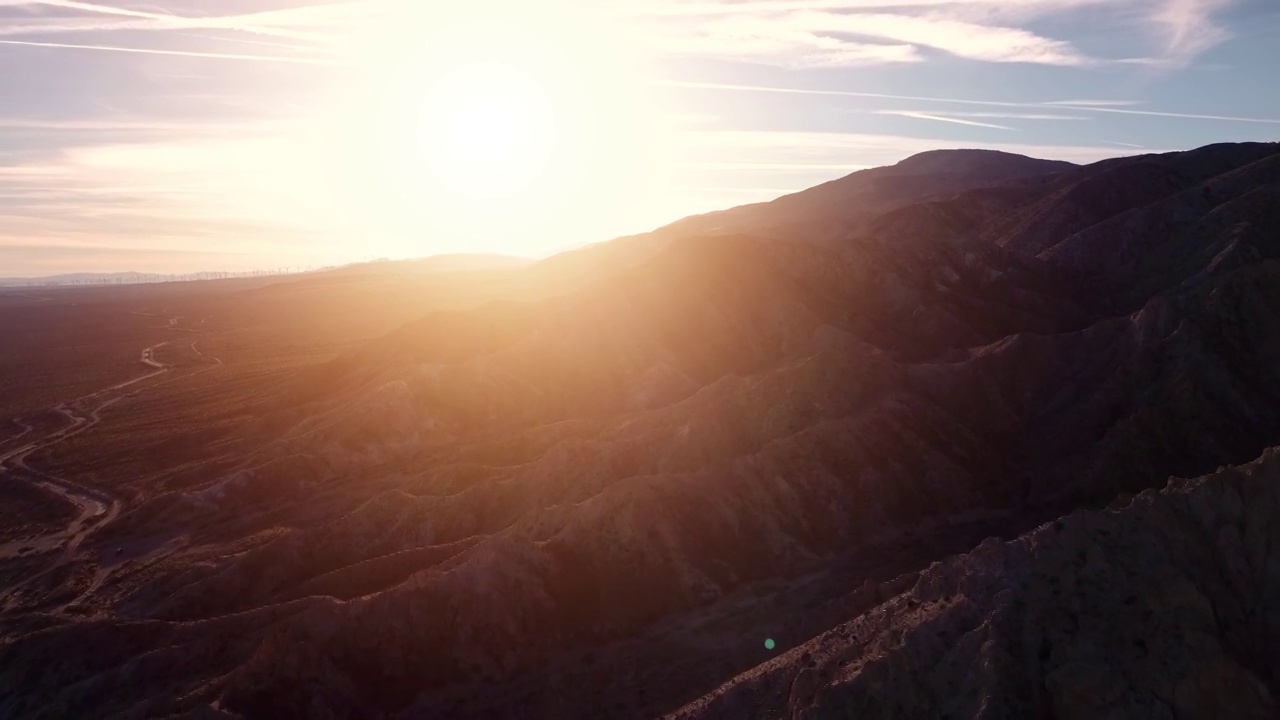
877,110 -> 1014,130
662,80 -> 1280,124
0,39 -> 341,65
660,79 -> 1036,108
1051,104 -> 1280,125
0,0 -> 333,40
0,0 -> 164,19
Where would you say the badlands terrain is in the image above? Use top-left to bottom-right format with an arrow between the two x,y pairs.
2,142 -> 1280,718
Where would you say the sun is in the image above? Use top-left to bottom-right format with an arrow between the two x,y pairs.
417,62 -> 556,200
331,2 -> 680,259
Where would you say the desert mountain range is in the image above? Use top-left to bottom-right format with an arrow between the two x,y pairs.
3,142 -> 1280,719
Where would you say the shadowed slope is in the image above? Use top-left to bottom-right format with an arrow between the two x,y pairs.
670,448 -> 1280,720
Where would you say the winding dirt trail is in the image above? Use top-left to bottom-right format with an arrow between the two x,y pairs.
0,317 -> 223,611
3,418 -> 32,445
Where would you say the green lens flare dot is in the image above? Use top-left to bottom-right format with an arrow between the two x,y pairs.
764,638 -> 776,651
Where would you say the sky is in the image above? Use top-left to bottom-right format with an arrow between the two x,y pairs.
1,0 -> 1278,276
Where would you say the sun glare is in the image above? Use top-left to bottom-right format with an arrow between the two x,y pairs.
323,2 -> 679,260
418,62 -> 556,200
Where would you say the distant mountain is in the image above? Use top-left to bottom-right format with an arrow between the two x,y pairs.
0,254 -> 532,289
0,270 -> 295,288
6,143 -> 1280,719
0,271 -> 174,287
328,253 -> 533,275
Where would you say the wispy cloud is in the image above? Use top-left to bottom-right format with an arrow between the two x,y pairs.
877,110 -> 1015,130
0,0 -> 353,41
0,0 -> 1240,71
627,0 -> 1110,17
1045,99 -> 1142,106
1053,104 -> 1280,124
0,38 -> 341,64
0,0 -> 168,20
664,80 -> 1280,124
642,5 -> 1089,67
631,0 -> 1241,68
880,108 -> 1090,119
789,11 -> 1089,65
0,131 -> 359,272
661,79 -> 1039,107
1153,0 -> 1233,64
874,108 -> 1091,128
932,111 -> 1090,120
644,14 -> 923,67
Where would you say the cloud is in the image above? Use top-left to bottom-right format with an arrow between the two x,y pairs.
628,0 -> 1110,17
662,79 -> 1034,107
876,110 -> 1015,130
0,129 -> 359,274
634,0 -> 1093,67
665,113 -> 722,127
664,80 -> 1280,124
631,0 -> 1242,68
787,11 -> 1089,65
1052,104 -> 1280,124
0,0 -> 351,41
0,118 -> 191,131
1045,99 -> 1142,106
0,0 -> 164,19
874,108 -> 1098,129
0,0 -> 1238,71
0,38 -> 341,64
1153,0 -> 1233,63
645,14 -> 923,67
928,111 -> 1091,120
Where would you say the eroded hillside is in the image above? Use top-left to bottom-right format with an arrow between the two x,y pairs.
2,142 -> 1280,719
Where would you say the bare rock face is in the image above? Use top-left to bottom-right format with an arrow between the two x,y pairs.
671,449 -> 1280,720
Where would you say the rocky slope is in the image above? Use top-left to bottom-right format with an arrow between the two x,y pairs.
2,142 -> 1280,719
670,448 -> 1280,720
